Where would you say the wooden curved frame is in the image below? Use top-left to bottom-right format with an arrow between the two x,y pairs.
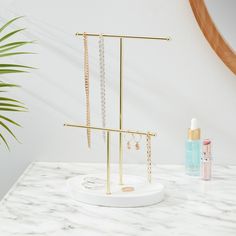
189,0 -> 236,75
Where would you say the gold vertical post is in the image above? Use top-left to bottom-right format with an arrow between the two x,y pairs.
106,131 -> 111,194
119,38 -> 123,185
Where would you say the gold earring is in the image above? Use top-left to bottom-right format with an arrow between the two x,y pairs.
127,140 -> 131,150
125,132 -> 132,150
134,134 -> 142,150
121,186 -> 135,192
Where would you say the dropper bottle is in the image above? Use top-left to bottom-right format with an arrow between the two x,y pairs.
185,118 -> 201,176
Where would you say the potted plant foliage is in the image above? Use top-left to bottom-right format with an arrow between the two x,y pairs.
0,16 -> 34,150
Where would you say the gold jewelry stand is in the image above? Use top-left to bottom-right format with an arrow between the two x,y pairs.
64,123 -> 156,194
65,32 -> 169,194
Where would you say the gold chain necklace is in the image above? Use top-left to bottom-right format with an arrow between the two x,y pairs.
83,32 -> 91,148
146,133 -> 152,183
99,34 -> 106,141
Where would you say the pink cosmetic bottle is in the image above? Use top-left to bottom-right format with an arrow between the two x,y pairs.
201,139 -> 212,180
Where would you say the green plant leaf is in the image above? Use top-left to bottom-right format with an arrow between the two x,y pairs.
0,97 -> 24,104
0,120 -> 20,142
0,103 -> 26,109
0,133 -> 10,151
0,28 -> 25,43
0,16 -> 24,34
0,44 -> 29,54
0,107 -> 26,112
0,41 -> 33,50
0,83 -> 19,88
0,16 -> 33,151
0,69 -> 27,74
0,64 -> 35,69
0,115 -> 21,127
0,52 -> 34,58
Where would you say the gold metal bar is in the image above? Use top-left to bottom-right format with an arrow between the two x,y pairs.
119,38 -> 123,185
64,123 -> 156,137
75,32 -> 170,41
106,131 -> 111,195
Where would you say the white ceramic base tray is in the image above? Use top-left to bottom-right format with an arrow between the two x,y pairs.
67,174 -> 165,207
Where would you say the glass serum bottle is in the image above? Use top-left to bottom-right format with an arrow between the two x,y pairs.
185,118 -> 201,176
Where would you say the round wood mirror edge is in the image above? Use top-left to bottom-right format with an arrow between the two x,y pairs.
189,0 -> 236,75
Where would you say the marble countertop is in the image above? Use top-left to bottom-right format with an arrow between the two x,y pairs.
0,162 -> 235,236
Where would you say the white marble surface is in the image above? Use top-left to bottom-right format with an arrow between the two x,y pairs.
0,162 -> 236,236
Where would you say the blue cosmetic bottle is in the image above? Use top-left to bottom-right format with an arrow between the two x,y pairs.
185,118 -> 201,176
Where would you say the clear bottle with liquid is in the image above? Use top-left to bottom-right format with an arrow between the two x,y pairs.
185,118 -> 201,176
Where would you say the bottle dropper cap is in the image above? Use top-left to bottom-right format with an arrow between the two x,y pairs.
188,118 -> 201,140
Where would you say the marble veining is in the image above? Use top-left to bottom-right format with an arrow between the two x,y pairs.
0,162 -> 236,236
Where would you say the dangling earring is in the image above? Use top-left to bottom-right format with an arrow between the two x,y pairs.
99,34 -> 106,141
134,134 -> 142,150
127,140 -> 131,150
83,32 -> 91,148
125,132 -> 132,150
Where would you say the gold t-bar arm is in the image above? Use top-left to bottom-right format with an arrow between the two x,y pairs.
64,123 -> 156,137
75,32 -> 170,41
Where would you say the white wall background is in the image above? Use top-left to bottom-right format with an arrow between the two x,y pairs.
0,0 -> 235,199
